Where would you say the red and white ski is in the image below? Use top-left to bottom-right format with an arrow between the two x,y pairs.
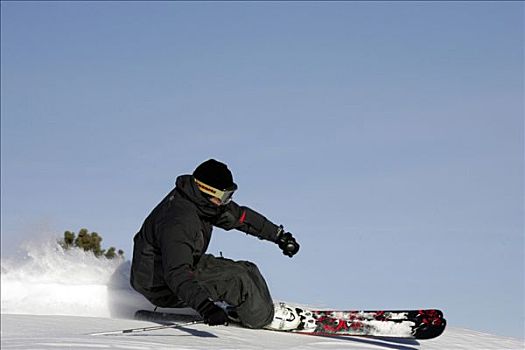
267,302 -> 446,339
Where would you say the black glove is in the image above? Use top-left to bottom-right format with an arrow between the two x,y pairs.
197,299 -> 229,326
276,226 -> 300,257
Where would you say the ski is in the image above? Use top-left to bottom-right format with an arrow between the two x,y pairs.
134,304 -> 446,340
268,303 -> 446,339
269,303 -> 446,339
135,310 -> 202,324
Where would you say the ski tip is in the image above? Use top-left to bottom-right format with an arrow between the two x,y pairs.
414,317 -> 447,340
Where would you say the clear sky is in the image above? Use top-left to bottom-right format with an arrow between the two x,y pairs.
1,1 -> 523,339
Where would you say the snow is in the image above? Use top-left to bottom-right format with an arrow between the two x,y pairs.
2,314 -> 524,350
1,242 -> 524,349
1,240 -> 152,319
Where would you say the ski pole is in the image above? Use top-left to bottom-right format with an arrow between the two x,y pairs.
89,320 -> 204,336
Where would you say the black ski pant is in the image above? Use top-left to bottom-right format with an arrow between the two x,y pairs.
148,254 -> 275,329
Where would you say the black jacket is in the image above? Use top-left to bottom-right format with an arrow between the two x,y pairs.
130,175 -> 281,310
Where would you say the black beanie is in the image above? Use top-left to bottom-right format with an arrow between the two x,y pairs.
193,159 -> 236,190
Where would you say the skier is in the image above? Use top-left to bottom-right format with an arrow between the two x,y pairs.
130,159 -> 300,329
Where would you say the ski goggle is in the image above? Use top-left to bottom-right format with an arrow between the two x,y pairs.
195,179 -> 237,205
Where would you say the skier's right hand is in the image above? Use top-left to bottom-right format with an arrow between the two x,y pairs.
197,299 -> 229,326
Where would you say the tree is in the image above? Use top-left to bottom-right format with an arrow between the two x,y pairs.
62,231 -> 75,248
59,228 -> 124,260
104,247 -> 116,259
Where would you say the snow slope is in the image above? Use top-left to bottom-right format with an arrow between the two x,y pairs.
1,242 -> 524,349
2,314 -> 524,350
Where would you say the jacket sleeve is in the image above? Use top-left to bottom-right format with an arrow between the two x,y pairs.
215,201 -> 280,242
158,222 -> 210,310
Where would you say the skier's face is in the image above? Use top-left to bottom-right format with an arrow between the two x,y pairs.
209,197 -> 222,206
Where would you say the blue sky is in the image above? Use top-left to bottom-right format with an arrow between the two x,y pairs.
1,1 -> 523,339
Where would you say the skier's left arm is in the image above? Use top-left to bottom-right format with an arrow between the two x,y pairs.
215,201 -> 300,257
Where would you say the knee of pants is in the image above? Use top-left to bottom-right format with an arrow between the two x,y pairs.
232,269 -> 257,292
237,260 -> 262,275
